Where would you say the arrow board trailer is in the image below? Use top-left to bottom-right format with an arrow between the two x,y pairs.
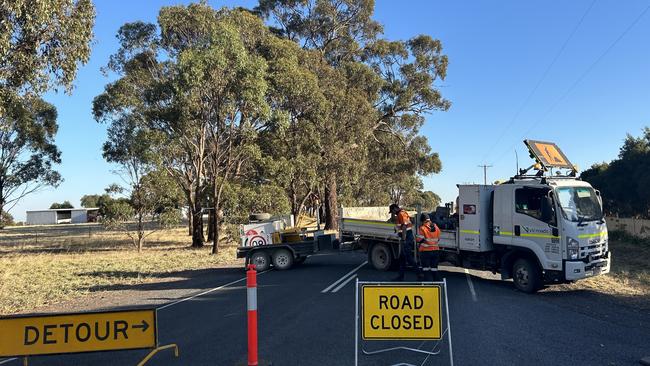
341,143 -> 610,293
237,217 -> 339,271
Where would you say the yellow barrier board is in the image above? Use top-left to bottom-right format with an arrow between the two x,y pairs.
0,309 -> 156,357
362,285 -> 441,340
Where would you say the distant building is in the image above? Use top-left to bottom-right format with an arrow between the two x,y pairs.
26,208 -> 99,225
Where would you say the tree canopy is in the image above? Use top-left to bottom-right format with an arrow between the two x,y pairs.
0,0 -> 95,218
50,200 -> 74,209
581,127 -> 650,218
95,1 -> 448,250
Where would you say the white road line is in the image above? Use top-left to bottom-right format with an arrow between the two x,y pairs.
464,269 -> 478,302
0,358 -> 17,365
332,274 -> 357,293
321,261 -> 368,293
158,270 -> 270,310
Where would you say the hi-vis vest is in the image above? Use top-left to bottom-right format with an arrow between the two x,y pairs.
395,210 -> 413,232
417,223 -> 440,252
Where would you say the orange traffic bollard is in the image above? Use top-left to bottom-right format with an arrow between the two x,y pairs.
246,264 -> 258,366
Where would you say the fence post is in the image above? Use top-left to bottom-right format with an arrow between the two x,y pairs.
247,264 -> 258,366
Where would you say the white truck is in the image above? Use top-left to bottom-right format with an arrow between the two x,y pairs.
341,140 -> 611,293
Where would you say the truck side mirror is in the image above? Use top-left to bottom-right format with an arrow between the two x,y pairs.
541,196 -> 553,223
595,189 -> 603,207
595,189 -> 605,219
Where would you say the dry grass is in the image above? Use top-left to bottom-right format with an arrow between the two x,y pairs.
550,238 -> 650,308
0,226 -> 241,315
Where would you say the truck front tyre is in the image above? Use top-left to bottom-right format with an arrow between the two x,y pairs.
272,249 -> 294,270
512,258 -> 542,293
370,243 -> 393,271
250,251 -> 271,272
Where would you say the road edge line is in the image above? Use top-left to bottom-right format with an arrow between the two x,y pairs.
0,358 -> 17,365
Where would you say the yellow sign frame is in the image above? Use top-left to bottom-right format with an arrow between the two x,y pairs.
0,309 -> 157,357
361,284 -> 442,341
524,139 -> 573,170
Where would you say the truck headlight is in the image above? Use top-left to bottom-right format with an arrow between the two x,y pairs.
567,237 -> 579,260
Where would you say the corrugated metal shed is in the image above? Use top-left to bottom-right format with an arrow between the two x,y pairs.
26,208 -> 99,225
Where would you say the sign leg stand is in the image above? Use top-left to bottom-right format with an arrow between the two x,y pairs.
354,278 -> 359,366
136,344 -> 179,366
444,278 -> 454,366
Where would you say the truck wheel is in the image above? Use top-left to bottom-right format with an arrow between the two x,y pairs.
250,251 -> 271,272
272,249 -> 294,270
512,258 -> 542,293
370,243 -> 392,271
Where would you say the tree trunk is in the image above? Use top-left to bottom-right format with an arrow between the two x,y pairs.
212,183 -> 220,255
191,200 -> 204,248
207,209 -> 215,241
137,233 -> 144,253
137,212 -> 145,252
187,206 -> 193,236
324,172 -> 338,230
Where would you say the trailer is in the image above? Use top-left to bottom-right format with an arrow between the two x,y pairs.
236,216 -> 338,271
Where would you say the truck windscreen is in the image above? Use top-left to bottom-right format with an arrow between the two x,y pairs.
555,187 -> 602,222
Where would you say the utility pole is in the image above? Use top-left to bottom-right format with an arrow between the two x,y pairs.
478,164 -> 493,185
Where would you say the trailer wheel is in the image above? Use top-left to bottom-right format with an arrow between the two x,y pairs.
512,258 -> 542,293
249,251 -> 271,272
272,249 -> 294,270
370,243 -> 392,271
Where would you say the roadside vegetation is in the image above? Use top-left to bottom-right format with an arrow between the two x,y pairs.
551,232 -> 650,309
0,226 -> 240,315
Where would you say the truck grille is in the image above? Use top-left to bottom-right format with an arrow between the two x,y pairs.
580,241 -> 606,261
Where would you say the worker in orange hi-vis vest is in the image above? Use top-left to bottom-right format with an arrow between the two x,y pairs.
417,214 -> 441,281
389,203 -> 424,281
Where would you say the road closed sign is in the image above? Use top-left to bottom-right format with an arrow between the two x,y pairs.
361,285 -> 441,340
0,309 -> 156,357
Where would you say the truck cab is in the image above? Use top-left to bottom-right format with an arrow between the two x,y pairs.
492,177 -> 611,291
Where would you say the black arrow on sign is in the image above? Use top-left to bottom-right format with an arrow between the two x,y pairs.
132,320 -> 149,332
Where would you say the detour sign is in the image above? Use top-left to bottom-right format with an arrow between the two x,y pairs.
362,285 -> 441,340
0,309 -> 156,357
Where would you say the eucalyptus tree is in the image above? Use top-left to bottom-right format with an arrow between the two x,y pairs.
95,4 -> 275,251
0,0 -> 95,219
256,0 -> 450,228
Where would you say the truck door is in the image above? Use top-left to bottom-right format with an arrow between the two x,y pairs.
512,187 -> 562,266
493,186 -> 513,245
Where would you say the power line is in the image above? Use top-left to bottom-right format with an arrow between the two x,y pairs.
492,2 -> 650,165
478,164 -> 493,185
479,0 -> 597,164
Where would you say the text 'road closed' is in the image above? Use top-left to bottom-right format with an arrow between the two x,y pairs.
362,285 -> 441,340
0,309 -> 156,357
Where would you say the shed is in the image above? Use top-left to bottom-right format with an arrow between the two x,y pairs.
26,208 -> 99,225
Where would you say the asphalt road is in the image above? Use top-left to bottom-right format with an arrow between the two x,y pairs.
2,252 -> 649,365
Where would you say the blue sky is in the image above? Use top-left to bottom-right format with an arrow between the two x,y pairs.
10,0 -> 650,221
